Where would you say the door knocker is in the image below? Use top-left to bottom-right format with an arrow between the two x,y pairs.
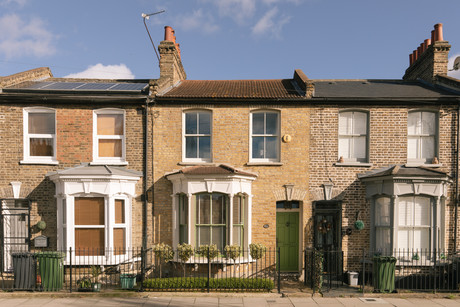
285,221 -> 290,227
317,218 -> 332,234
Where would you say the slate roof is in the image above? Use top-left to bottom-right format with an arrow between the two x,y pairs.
46,163 -> 142,177
358,165 -> 449,180
165,164 -> 257,178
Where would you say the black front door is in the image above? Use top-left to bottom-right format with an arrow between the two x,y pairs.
313,201 -> 342,276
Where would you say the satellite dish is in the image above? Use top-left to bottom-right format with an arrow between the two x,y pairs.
451,56 -> 460,71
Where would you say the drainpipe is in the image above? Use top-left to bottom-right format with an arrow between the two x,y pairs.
455,100 -> 459,253
142,97 -> 150,250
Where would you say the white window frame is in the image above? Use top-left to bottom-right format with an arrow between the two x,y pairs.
182,110 -> 212,163
250,110 -> 280,163
372,195 -> 444,256
92,108 -> 127,165
58,194 -> 132,265
407,110 -> 438,165
338,110 -> 369,163
22,107 -> 57,164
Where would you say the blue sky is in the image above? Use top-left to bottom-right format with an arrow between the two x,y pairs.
1,0 -> 460,81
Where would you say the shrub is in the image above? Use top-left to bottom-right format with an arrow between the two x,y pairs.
305,249 -> 323,292
249,243 -> 267,260
224,244 -> 241,262
177,243 -> 194,263
196,244 -> 219,259
143,277 -> 274,290
152,243 -> 174,262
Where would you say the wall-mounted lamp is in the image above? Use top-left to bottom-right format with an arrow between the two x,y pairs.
322,182 -> 333,200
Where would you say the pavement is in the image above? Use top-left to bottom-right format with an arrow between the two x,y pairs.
0,292 -> 459,306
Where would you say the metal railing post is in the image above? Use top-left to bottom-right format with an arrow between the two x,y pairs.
140,247 -> 145,292
277,247 -> 281,294
207,248 -> 210,293
69,247 -> 72,293
434,248 -> 437,294
304,248 -> 307,286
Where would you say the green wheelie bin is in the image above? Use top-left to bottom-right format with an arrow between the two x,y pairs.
373,256 -> 396,293
36,252 -> 65,291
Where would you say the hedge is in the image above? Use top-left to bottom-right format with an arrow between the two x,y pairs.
143,277 -> 274,290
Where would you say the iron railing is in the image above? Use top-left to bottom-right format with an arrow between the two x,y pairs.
0,247 -> 279,292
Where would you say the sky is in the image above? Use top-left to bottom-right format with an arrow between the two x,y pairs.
1,0 -> 460,81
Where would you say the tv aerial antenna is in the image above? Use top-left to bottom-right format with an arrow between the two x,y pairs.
449,56 -> 460,71
141,10 -> 166,67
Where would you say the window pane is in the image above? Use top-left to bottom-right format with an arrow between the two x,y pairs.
29,113 -> 55,134
99,139 -> 122,157
397,229 -> 410,251
339,112 -> 352,135
197,194 -> 210,224
375,197 -> 390,226
407,137 -> 418,159
198,136 -> 211,159
413,228 -> 429,251
179,225 -> 188,244
233,197 -> 243,224
97,114 -> 123,135
233,226 -> 243,247
186,136 -> 197,158
75,197 -> 104,225
198,112 -> 211,134
252,113 -> 264,134
185,113 -> 197,134
421,112 -> 436,135
115,200 -> 125,224
252,137 -> 264,158
376,228 -> 391,252
338,137 -> 351,159
211,226 -> 225,251
114,228 -> 125,255
414,197 -> 430,226
353,136 -> 366,160
197,227 -> 210,246
30,138 -> 53,156
265,113 -> 278,135
353,112 -> 367,135
75,228 -> 104,256
212,194 -> 226,224
399,197 -> 413,226
265,136 -> 278,159
421,136 -> 435,161
408,112 -> 421,135
179,196 -> 188,225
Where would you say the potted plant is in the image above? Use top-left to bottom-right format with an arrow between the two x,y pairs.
77,276 -> 92,292
177,243 -> 194,277
91,265 -> 102,292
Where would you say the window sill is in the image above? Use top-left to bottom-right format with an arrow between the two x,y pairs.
20,160 -> 59,165
178,161 -> 213,166
246,162 -> 284,166
90,161 -> 129,166
405,163 -> 442,168
334,162 -> 373,167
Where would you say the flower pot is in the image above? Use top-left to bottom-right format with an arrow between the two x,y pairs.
92,282 -> 101,292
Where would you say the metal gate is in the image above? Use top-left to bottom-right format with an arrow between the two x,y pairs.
0,199 -> 30,272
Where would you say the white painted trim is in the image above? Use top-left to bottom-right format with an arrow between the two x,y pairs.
92,108 -> 126,165
23,107 -> 57,164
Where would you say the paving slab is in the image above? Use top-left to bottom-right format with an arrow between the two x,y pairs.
431,299 -> 460,307
406,298 -> 444,306
289,297 -> 319,307
383,297 -> 416,307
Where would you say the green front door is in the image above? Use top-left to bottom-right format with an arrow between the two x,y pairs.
276,212 -> 299,271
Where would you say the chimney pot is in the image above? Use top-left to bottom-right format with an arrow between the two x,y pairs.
409,53 -> 413,65
434,23 -> 443,41
413,50 -> 418,61
164,26 -> 175,42
420,42 -> 425,53
424,39 -> 431,50
431,30 -> 435,44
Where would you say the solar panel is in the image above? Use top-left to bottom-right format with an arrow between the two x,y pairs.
110,83 -> 149,91
4,81 -> 149,94
77,83 -> 118,90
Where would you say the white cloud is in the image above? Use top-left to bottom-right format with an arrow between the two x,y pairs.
64,64 -> 135,79
0,14 -> 56,59
448,54 -> 460,80
213,0 -> 257,25
252,7 -> 291,38
176,9 -> 219,33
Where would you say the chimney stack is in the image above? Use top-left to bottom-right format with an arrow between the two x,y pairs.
153,25 -> 187,93
403,23 -> 451,83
